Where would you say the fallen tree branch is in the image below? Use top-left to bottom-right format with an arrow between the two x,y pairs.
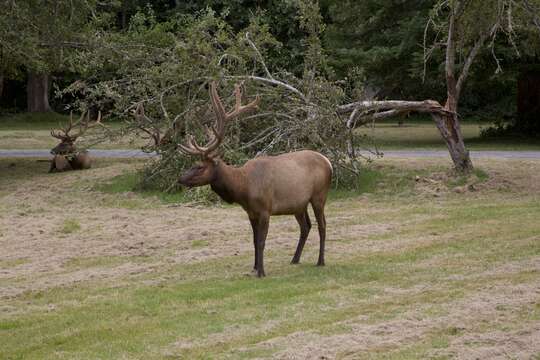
227,75 -> 308,103
245,32 -> 274,80
337,99 -> 453,123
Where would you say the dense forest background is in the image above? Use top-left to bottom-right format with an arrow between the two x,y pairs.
1,0 -> 539,180
1,0 -> 538,121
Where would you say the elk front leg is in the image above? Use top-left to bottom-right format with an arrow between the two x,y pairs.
52,155 -> 71,172
255,214 -> 269,277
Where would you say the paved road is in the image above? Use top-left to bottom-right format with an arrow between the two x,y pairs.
1,149 -> 540,159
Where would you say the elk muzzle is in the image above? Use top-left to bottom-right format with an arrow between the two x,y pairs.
179,161 -> 216,187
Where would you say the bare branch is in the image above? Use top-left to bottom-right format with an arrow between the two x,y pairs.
338,99 -> 451,116
456,22 -> 500,100
227,75 -> 308,103
245,32 -> 274,80
337,99 -> 453,128
521,0 -> 540,31
445,2 -> 458,95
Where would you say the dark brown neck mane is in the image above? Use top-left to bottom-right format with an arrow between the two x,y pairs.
210,161 -> 247,205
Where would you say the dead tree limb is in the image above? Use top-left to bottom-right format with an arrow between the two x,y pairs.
337,99 -> 452,123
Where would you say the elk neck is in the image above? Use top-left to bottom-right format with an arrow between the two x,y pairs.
210,160 -> 248,206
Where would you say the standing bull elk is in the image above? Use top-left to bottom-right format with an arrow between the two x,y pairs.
176,82 -> 332,277
49,111 -> 103,172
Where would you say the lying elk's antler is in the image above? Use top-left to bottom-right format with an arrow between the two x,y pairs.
50,111 -> 103,141
178,81 -> 261,157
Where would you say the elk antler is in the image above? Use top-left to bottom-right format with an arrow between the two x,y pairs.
178,81 -> 260,157
50,111 -> 85,140
50,111 -> 103,141
69,111 -> 103,139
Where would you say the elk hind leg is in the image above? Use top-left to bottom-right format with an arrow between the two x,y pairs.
291,209 -> 311,264
311,199 -> 327,267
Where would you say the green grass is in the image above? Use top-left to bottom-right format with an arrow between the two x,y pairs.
95,172 -> 189,204
95,162 -> 442,205
191,240 -> 209,248
358,119 -> 540,150
2,112 -> 539,151
0,112 -> 141,150
0,112 -> 71,130
0,158 -> 51,184
60,219 -> 81,234
100,169 -> 373,206
2,196 -> 538,358
0,112 -> 125,131
101,165 -> 414,204
1,158 -> 539,359
0,258 -> 28,269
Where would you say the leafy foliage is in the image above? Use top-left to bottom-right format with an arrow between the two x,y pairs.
0,0 -> 117,78
324,0 -> 438,100
59,6 -> 361,193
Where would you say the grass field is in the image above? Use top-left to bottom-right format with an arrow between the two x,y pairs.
1,157 -> 539,359
0,112 -> 145,150
357,118 -> 540,151
1,112 -> 539,151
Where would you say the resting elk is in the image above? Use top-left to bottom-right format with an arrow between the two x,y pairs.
177,82 -> 332,277
49,111 -> 103,172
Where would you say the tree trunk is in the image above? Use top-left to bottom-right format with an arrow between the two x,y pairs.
433,3 -> 474,174
430,88 -> 473,173
27,72 -> 51,112
432,112 -> 473,173
517,66 -> 540,134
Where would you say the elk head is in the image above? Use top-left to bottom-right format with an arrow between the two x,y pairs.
50,111 -> 103,155
178,81 -> 260,187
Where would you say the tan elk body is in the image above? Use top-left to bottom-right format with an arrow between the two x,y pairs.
156,81 -> 332,277
204,151 -> 332,216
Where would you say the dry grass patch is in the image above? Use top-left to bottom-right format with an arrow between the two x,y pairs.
0,157 -> 539,359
